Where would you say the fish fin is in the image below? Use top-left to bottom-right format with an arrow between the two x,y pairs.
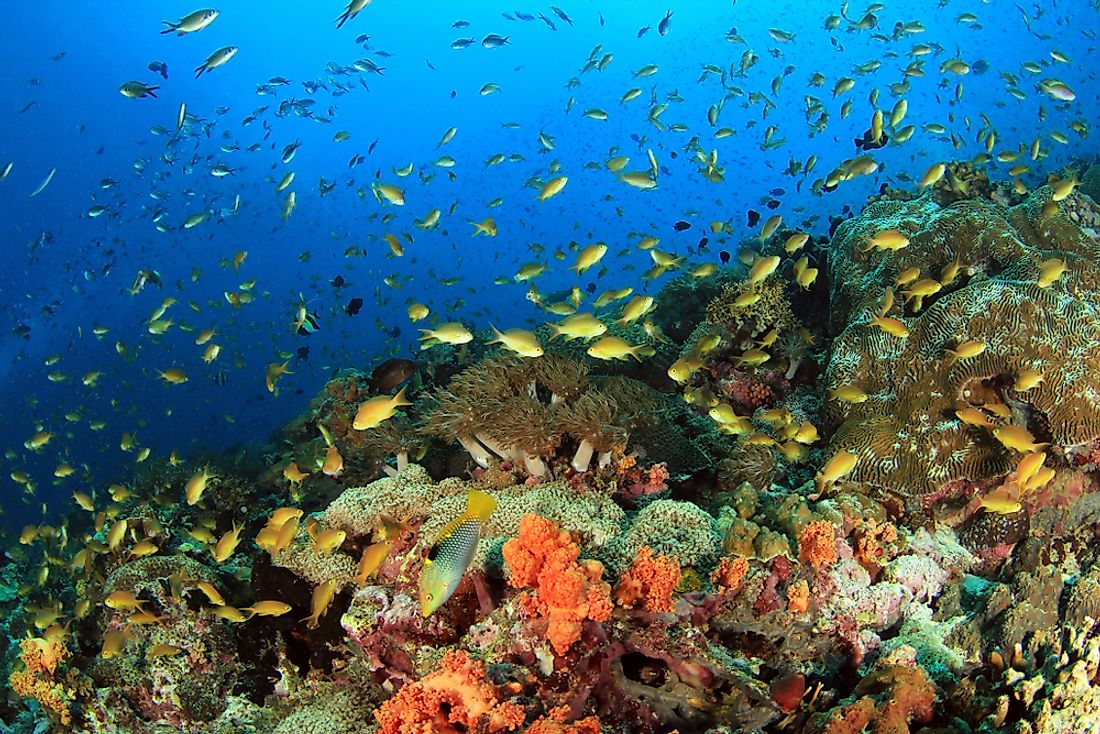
392,386 -> 412,407
465,490 -> 497,522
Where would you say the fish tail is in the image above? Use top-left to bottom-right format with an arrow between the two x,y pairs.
465,490 -> 496,522
159,22 -> 178,34
392,386 -> 412,407
546,323 -> 561,340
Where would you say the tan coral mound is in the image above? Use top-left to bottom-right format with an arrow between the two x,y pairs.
823,188 -> 1100,502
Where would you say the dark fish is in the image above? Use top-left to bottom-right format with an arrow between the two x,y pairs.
346,297 -> 363,316
972,59 -> 990,75
766,199 -> 781,210
148,60 -> 169,79
719,250 -> 731,264
658,10 -> 673,35
452,20 -> 470,28
368,139 -> 379,154
297,346 -> 310,360
673,220 -> 691,231
746,210 -> 760,227
854,127 -> 889,151
698,237 -> 709,249
770,188 -> 786,196
331,275 -> 345,287
637,25 -> 650,37
212,370 -> 228,386
369,358 -> 416,394
586,282 -> 597,294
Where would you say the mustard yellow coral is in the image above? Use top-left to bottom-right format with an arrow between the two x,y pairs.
9,637 -> 76,725
705,276 -> 800,339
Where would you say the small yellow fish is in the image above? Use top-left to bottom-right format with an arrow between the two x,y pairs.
322,445 -> 344,477
488,326 -> 543,358
353,387 -> 413,430
829,385 -> 868,403
469,217 -> 497,237
955,407 -> 994,428
945,340 -> 987,365
863,229 -> 910,252
213,521 -> 245,563
302,580 -> 338,629
868,315 -> 910,338
242,600 -> 293,619
185,467 -> 216,506
419,322 -> 474,348
572,243 -> 608,274
993,425 -> 1047,453
816,450 -> 859,488
548,313 -> 606,341
355,540 -> 392,586
538,176 -> 568,201
1013,369 -> 1044,392
586,336 -> 647,362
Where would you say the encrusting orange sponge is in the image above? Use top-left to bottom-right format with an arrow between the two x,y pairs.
502,514 -> 613,655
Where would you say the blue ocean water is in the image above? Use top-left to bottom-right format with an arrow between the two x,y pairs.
0,0 -> 1096,533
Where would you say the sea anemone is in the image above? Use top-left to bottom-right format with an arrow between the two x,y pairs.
561,392 -> 629,473
775,328 -> 809,379
419,389 -> 499,468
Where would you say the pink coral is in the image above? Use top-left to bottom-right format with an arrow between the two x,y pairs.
502,514 -> 613,655
373,649 -> 526,734
613,546 -> 681,613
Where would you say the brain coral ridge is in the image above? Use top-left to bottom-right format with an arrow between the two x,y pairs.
823,189 -> 1100,501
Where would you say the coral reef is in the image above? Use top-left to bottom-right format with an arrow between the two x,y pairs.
5,167 -> 1100,734
823,187 -> 1100,506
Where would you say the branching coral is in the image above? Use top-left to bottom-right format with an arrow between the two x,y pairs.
502,514 -> 613,655
373,649 -> 526,734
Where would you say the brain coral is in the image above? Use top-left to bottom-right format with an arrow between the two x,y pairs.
823,188 -> 1100,503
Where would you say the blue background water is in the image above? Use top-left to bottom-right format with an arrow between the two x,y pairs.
0,1 -> 1096,531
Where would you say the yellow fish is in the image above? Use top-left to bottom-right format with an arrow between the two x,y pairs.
353,387 -> 413,430
586,336 -> 648,362
488,326 -> 544,358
